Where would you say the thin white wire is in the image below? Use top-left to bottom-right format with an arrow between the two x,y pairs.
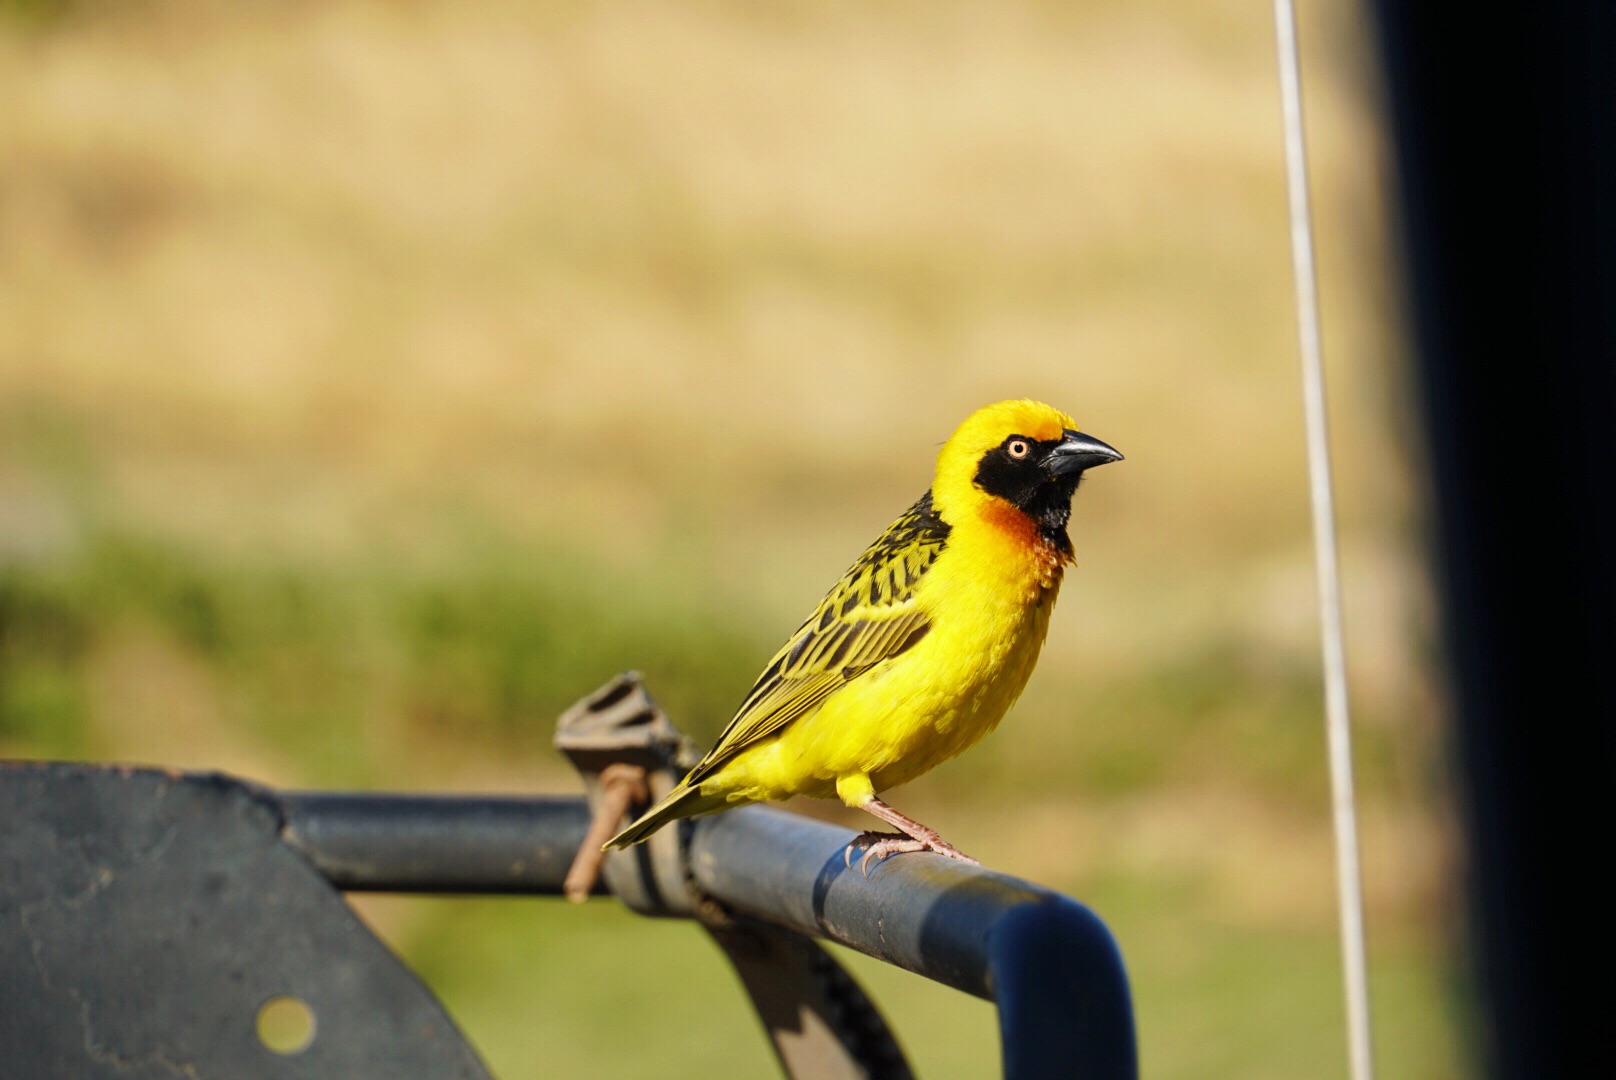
1270,3 -> 1376,1080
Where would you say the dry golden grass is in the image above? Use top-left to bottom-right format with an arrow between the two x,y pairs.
1,0 -> 1418,696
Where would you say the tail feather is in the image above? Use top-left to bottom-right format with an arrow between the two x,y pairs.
603,784 -> 725,851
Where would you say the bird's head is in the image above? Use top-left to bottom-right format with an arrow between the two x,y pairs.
932,399 -> 1123,555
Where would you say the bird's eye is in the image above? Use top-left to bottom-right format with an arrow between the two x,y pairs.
1006,438 -> 1030,460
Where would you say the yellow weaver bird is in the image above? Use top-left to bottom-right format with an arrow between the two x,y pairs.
606,399 -> 1122,871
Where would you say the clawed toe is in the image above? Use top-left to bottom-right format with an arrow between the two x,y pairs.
856,833 -> 927,876
844,831 -> 906,872
843,830 -> 979,876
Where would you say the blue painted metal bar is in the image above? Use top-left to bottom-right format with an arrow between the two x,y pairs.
689,805 -> 1137,1080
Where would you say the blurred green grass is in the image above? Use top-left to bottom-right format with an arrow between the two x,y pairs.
0,455 -> 767,783
0,431 -> 1400,808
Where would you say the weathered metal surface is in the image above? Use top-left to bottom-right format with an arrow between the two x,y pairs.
0,762 -> 491,1080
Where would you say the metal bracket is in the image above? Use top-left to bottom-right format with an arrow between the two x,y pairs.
555,673 -> 917,1080
553,672 -> 701,916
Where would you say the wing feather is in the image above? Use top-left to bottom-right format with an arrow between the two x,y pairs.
683,491 -> 951,784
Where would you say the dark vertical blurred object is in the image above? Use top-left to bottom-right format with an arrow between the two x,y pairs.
1369,2 -> 1616,1077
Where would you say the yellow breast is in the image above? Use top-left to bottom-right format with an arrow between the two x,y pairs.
717,515 -> 1064,803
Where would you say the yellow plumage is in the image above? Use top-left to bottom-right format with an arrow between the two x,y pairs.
606,400 -> 1122,866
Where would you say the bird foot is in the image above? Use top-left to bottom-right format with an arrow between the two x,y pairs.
843,830 -> 979,877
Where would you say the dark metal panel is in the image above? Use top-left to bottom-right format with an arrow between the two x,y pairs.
1369,1 -> 1616,1076
0,762 -> 492,1080
280,792 -> 594,895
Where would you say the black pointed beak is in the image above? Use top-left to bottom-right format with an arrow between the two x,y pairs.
1044,429 -> 1124,477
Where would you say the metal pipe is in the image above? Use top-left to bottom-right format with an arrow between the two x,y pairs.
276,789 -> 1136,1076
279,792 -> 597,895
689,806 -> 1136,1078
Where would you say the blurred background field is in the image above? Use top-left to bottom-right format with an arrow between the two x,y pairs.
1,0 -> 1461,1076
